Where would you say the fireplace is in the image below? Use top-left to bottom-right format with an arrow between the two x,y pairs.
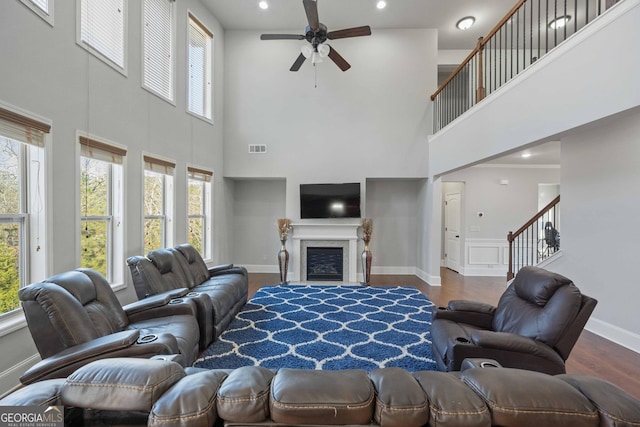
291,222 -> 359,282
306,247 -> 344,281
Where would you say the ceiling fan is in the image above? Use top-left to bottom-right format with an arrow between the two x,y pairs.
260,0 -> 372,72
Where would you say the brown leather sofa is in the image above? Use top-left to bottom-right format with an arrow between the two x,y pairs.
2,357 -> 639,427
18,269 -> 200,385
431,266 -> 597,374
127,243 -> 248,342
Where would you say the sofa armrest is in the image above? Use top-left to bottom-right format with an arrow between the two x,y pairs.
123,288 -> 189,315
470,330 -> 543,353
432,301 -> 496,329
447,300 -> 496,314
208,264 -> 234,275
20,330 -> 140,385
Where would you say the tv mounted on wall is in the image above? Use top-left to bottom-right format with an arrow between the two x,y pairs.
300,183 -> 361,219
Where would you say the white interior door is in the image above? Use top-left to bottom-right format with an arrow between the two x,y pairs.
445,192 -> 461,272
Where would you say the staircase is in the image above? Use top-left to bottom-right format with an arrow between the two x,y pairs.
507,195 -> 560,279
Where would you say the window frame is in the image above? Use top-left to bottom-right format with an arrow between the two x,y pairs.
0,103 -> 50,323
143,154 -> 175,253
187,166 -> 212,261
20,0 -> 54,26
76,0 -> 128,75
141,0 -> 176,104
78,133 -> 126,288
186,11 -> 213,123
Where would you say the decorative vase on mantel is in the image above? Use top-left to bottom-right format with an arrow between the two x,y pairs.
361,218 -> 373,286
277,239 -> 289,285
277,218 -> 292,285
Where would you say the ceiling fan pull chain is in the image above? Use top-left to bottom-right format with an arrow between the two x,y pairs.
314,64 -> 317,88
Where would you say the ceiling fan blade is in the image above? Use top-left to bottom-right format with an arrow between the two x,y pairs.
327,26 -> 372,40
290,53 -> 307,72
327,47 -> 351,72
261,34 -> 305,40
303,0 -> 320,31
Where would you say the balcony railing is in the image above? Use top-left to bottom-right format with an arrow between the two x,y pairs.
431,0 -> 619,132
507,195 -> 560,280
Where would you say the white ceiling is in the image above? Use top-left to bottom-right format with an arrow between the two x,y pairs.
200,0 -> 519,50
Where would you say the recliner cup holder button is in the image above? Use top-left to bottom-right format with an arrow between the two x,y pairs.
137,334 -> 158,344
456,337 -> 470,343
480,361 -> 499,368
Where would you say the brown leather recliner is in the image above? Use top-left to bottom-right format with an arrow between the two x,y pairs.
18,268 -> 200,384
430,266 -> 597,375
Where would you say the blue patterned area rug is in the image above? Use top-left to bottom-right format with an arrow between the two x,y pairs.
194,285 -> 437,371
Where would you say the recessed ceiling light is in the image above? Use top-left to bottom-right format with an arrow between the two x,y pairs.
549,15 -> 571,29
456,16 -> 475,31
376,1 -> 387,10
258,1 -> 269,10
521,153 -> 532,159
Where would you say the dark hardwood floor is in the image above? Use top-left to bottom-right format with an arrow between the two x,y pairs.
248,269 -> 640,400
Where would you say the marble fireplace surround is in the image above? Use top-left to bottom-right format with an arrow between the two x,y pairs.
291,222 -> 360,283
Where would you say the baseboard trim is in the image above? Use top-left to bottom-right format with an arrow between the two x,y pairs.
416,268 -> 441,286
459,267 -> 507,277
586,317 -> 640,354
243,264 -> 280,274
371,266 -> 416,275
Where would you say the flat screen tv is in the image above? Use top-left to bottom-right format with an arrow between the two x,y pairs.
300,183 -> 361,219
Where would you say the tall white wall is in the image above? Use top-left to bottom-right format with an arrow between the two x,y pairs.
222,28 -> 436,217
0,0 -> 226,393
546,107 -> 640,351
221,28 -> 437,277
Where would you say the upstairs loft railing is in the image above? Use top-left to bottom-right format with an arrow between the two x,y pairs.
507,195 -> 560,280
430,0 -> 619,133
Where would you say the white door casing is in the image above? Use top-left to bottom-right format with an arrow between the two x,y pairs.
445,192 -> 461,272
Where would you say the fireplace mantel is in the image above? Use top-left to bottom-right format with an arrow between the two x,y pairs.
290,222 -> 360,283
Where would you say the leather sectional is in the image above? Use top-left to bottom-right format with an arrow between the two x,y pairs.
127,243 -> 249,344
2,357 -> 639,427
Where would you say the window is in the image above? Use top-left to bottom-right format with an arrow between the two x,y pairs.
20,0 -> 54,25
187,167 -> 212,259
79,136 -> 125,284
187,12 -> 213,121
78,0 -> 127,73
0,106 -> 49,317
143,155 -> 175,253
143,0 -> 176,102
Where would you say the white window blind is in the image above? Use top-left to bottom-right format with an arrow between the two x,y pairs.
80,0 -> 126,69
0,107 -> 50,147
26,0 -> 49,14
143,0 -> 175,101
79,136 -> 127,164
188,13 -> 212,120
187,166 -> 212,182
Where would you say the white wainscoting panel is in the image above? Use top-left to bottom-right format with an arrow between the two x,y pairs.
462,239 -> 508,276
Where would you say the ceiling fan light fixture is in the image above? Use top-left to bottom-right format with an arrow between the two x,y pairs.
549,15 -> 571,29
456,16 -> 475,30
301,44 -> 313,59
376,1 -> 387,10
258,1 -> 268,10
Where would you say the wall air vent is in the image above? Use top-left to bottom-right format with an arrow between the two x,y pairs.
248,144 -> 267,154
